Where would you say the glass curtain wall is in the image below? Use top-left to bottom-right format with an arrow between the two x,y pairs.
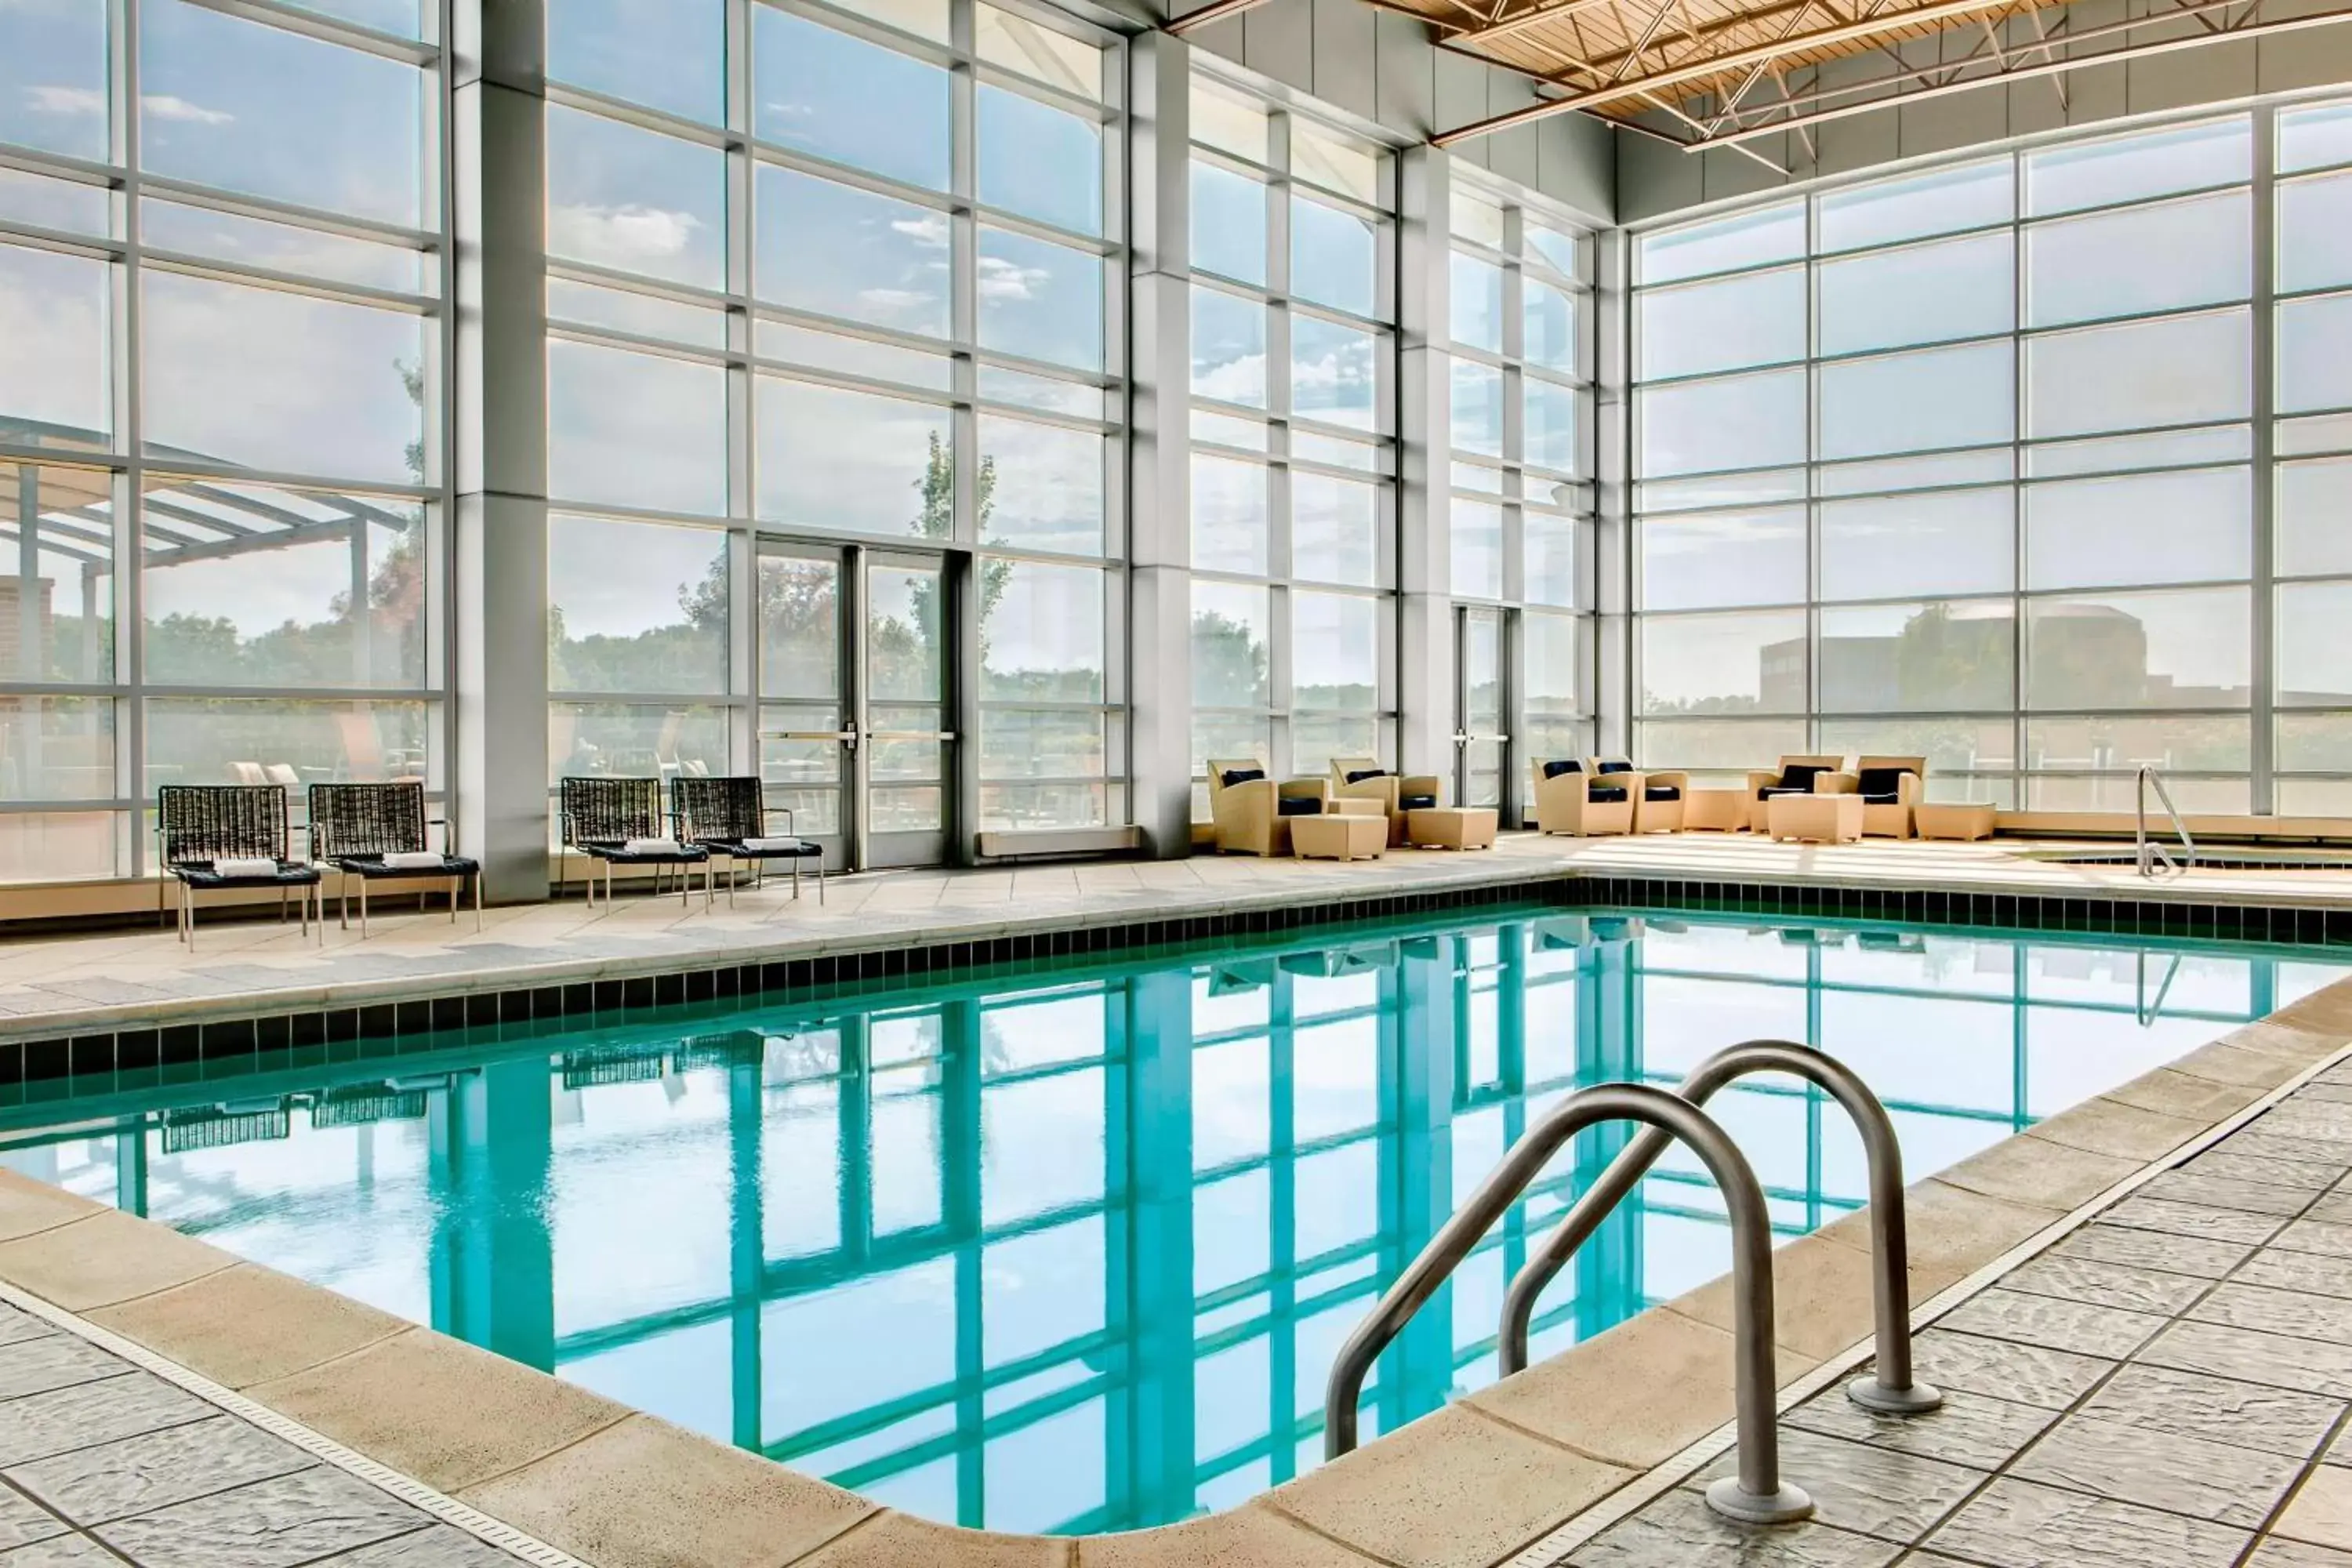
0,0 -> 446,880
1446,178 -> 1594,813
1186,72 -> 1397,817
1631,100 -> 2352,816
542,0 -> 1125,838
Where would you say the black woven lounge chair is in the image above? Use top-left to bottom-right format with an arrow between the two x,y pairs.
309,782 -> 482,938
558,775 -> 710,909
672,775 -> 825,906
156,784 -> 323,949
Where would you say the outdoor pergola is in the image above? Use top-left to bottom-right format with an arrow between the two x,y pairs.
1174,0 -> 2352,164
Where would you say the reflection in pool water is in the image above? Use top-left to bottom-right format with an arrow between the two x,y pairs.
7,908 -> 2343,1534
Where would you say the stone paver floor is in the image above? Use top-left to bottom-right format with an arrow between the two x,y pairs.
1562,1061 -> 2352,1566
0,1304 -> 526,1568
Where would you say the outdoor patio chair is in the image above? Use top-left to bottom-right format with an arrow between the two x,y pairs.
308,781 -> 481,937
1531,758 -> 1634,837
558,775 -> 712,909
1853,754 -> 1929,839
1744,754 -> 1857,833
1327,756 -> 1445,846
672,775 -> 824,906
1208,759 -> 1335,856
1594,755 -> 1690,833
156,784 -> 323,949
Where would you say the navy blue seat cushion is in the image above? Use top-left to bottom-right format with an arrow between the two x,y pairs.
1220,767 -> 1265,788
1344,768 -> 1388,784
1861,794 -> 1900,804
1759,764 -> 1827,800
1276,797 -> 1320,817
335,855 -> 480,878
1856,767 -> 1909,798
1399,793 -> 1437,810
699,838 -> 822,859
1541,760 -> 1582,779
1645,785 -> 1681,801
1587,786 -> 1629,803
579,841 -> 710,862
1596,760 -> 1634,775
173,861 -> 322,888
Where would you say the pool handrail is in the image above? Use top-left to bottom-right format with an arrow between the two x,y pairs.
1321,1081 -> 1814,1526
1496,1040 -> 1943,1420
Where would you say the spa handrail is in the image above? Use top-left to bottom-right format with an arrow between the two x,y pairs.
1496,1041 -> 1943,1418
2137,765 -> 2195,878
1322,1081 -> 1815,1526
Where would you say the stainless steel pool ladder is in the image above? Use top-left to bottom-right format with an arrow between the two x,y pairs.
1497,1040 -> 1944,1424
1320,1082 -> 1818,1526
2137,765 -> 2196,878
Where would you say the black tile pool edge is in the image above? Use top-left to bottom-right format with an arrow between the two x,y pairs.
5,872 -> 2350,1100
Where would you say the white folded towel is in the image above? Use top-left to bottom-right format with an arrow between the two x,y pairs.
382,851 -> 446,870
740,836 -> 803,853
622,837 -> 684,855
213,856 -> 278,878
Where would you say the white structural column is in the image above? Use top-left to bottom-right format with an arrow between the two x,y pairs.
451,0 -> 551,902
1396,146 -> 1454,782
1592,227 -> 1632,761
1129,31 -> 1196,858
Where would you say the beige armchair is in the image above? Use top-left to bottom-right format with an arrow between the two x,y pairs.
1743,754 -> 1855,832
1853,755 -> 1928,839
1533,758 -> 1635,837
1328,757 -> 1444,847
1208,760 -> 1332,856
1592,756 -> 1690,833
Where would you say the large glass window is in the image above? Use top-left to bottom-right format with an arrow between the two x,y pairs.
1630,111 -> 2299,812
1447,181 -> 1594,815
0,0 -> 445,880
1187,73 -> 1396,809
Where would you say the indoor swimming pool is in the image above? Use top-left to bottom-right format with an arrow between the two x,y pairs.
4,905 -> 2344,1535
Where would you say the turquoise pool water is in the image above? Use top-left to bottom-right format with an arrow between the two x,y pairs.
5,906 -> 2345,1534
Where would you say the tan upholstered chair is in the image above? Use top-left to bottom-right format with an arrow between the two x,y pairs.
1328,757 -> 1444,847
1594,756 -> 1690,833
1532,758 -> 1635,837
1744,754 -> 1856,833
1853,755 -> 1928,839
1208,760 -> 1331,856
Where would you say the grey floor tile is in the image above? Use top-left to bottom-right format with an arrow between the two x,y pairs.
2011,1410 -> 2306,1529
1692,1429 -> 1987,1543
9,1417 -> 314,1527
2184,1149 -> 2347,1193
2249,1541 -> 2352,1566
1934,1290 -> 2168,1360
2302,1084 -> 2352,1108
2191,1283 -> 2352,1348
2141,1319 -> 2352,1398
0,1374 -> 216,1470
304,1526 -> 523,1568
0,1316 -> 56,1356
1926,1478 -> 2249,1568
2081,1363 -> 2346,1460
2139,1171 -> 2316,1218
0,1494 -> 68,1554
2274,1219 -> 2352,1260
93,1469 -> 426,1568
1568,1488 -> 1903,1567
2002,1254 -> 2212,1317
2263,1108 -> 2352,1145
1784,1386 -> 2060,1473
1907,1329 -> 2114,1411
2049,1224 -> 2255,1280
2232,1131 -> 2352,1169
0,1537 -> 129,1568
2102,1196 -> 2289,1247
0,1343 -> 132,1405
2241,1249 -> 2352,1304
2304,1194 -> 2352,1228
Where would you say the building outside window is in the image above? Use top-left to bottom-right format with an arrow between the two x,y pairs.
0,0 -> 447,882
1187,70 -> 1397,818
1446,177 -> 1593,816
1629,100 -> 2352,816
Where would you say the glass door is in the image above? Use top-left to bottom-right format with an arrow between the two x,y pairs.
757,542 -> 957,872
1457,606 -> 1508,811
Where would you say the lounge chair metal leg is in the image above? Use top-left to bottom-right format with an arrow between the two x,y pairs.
360,879 -> 368,940
474,873 -> 484,931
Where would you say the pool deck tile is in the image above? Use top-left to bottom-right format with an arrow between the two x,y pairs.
457,1413 -> 876,1568
1780,1385 -> 2058,1473
90,1465 -> 433,1568
2023,1094 -> 2210,1163
0,1180 -> 103,1248
1687,1428 -> 1987,1542
2101,1067 -> 2269,1125
1667,1233 -> 1881,1363
1266,1403 -> 1638,1568
793,1514 -> 1075,1568
2280,1468 -> 2352,1552
1813,1179 -> 2058,1301
0,1213 -> 237,1314
1463,1307 -> 1766,1471
84,1261 -> 408,1391
2074,1363 -> 2346,1459
1936,1134 -> 2145,1211
1563,1488 -> 1900,1566
1070,1504 -> 1377,1568
245,1328 -> 634,1496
